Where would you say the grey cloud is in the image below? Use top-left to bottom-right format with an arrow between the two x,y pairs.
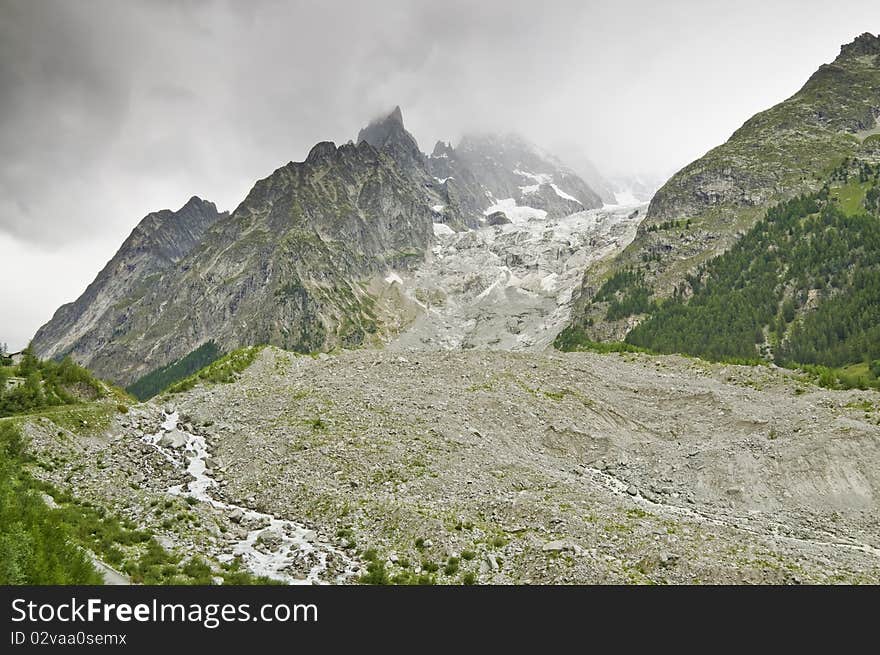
0,0 -> 877,248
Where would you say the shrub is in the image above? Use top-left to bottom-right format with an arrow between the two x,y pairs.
359,560 -> 390,585
443,557 -> 460,575
0,423 -> 101,584
165,346 -> 263,395
416,573 -> 435,585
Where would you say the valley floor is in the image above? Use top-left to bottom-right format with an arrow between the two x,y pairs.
22,347 -> 880,584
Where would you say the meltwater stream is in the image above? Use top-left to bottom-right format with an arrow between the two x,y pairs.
142,411 -> 355,584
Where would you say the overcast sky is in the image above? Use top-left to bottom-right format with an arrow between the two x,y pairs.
1,0 -> 877,351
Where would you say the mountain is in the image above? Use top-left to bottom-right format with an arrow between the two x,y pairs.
424,140 -> 492,229
355,112 -> 606,230
356,105 -> 426,176
357,106 -> 484,231
33,137 -> 434,386
624,164 -> 880,387
546,146 -> 618,204
561,32 -> 880,343
32,197 -> 227,362
32,107 -> 605,389
454,133 -> 603,218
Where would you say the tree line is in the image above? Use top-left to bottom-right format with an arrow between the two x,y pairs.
623,181 -> 880,383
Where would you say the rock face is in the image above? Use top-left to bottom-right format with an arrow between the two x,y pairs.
357,105 -> 426,177
357,108 -> 485,232
32,197 -> 227,362
425,140 -> 490,230
32,107 -> 606,386
34,137 -> 434,386
485,211 -> 511,226
564,32 -> 880,342
455,133 -> 603,218
357,112 -> 605,231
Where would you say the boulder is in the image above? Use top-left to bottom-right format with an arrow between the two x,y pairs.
256,528 -> 284,549
159,429 -> 187,449
486,211 -> 511,226
542,539 -> 583,555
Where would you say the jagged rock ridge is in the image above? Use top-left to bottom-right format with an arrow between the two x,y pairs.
33,197 -> 227,362
33,138 -> 434,385
455,133 -> 603,217
33,107 -> 607,386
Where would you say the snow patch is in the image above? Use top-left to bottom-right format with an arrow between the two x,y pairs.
433,223 -> 456,236
385,271 -> 403,285
431,204 -> 445,212
484,198 -> 547,223
550,184 -> 580,203
514,169 -> 552,184
514,171 -> 580,205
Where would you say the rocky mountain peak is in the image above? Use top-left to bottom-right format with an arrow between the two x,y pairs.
387,104 -> 403,124
31,195 -> 227,363
181,195 -> 212,210
836,32 -> 880,62
134,196 -> 224,242
355,105 -> 424,180
357,106 -> 412,149
451,131 -> 602,214
431,140 -> 455,158
305,140 -> 339,163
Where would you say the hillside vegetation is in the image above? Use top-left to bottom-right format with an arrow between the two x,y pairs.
564,32 -> 880,341
0,348 -> 107,417
0,421 -> 102,583
570,160 -> 880,388
127,341 -> 222,400
164,346 -> 265,395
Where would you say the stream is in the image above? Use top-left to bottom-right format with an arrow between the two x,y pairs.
142,411 -> 355,584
